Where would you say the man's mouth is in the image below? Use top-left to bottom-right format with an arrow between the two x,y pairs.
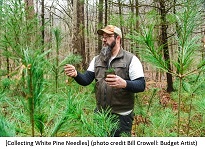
103,42 -> 108,47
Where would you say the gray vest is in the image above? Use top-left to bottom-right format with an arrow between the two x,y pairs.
94,48 -> 134,113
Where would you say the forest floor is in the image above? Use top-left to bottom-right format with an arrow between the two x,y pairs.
131,71 -> 178,136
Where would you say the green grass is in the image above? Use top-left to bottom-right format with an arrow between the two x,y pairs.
0,71 -> 205,137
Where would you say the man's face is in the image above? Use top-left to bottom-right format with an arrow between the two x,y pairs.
100,33 -> 116,63
102,33 -> 116,49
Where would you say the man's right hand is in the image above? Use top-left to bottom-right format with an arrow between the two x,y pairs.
64,64 -> 77,78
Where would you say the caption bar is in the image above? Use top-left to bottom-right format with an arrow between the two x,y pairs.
0,137 -> 203,149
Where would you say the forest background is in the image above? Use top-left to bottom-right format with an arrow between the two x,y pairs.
0,0 -> 205,137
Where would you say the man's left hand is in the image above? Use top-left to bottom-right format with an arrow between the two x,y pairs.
105,74 -> 127,88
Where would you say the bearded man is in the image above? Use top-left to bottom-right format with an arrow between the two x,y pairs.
64,25 -> 145,137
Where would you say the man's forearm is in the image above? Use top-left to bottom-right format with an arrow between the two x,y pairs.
125,77 -> 145,93
74,71 -> 95,86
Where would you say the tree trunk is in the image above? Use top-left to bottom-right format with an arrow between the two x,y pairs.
24,0 -> 35,44
72,0 -> 86,69
24,0 -> 36,137
41,0 -> 45,52
135,0 -> 139,30
104,0 -> 108,25
24,0 -> 35,20
159,0 -> 174,93
117,0 -> 124,48
97,0 -> 103,54
86,0 -> 90,64
135,0 -> 140,56
129,0 -> 135,53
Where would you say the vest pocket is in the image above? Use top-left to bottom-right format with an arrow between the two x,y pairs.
111,63 -> 128,79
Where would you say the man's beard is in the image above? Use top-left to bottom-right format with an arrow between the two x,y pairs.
100,40 -> 116,65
